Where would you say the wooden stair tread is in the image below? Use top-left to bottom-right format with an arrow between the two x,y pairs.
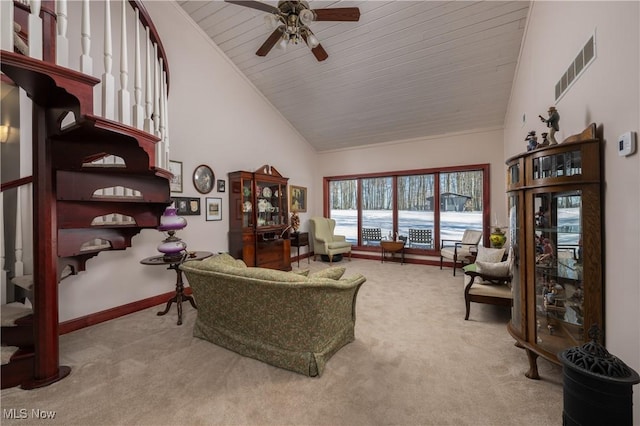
11,275 -> 33,291
1,302 -> 33,327
1,346 -> 19,365
0,49 -> 99,116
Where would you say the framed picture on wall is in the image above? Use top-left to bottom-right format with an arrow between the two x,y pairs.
206,197 -> 222,221
172,197 -> 201,216
168,160 -> 183,193
289,185 -> 307,213
217,179 -> 226,193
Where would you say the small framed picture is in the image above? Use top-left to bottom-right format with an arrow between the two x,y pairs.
206,197 -> 222,221
217,179 -> 226,193
289,185 -> 307,213
168,160 -> 183,193
172,197 -> 201,216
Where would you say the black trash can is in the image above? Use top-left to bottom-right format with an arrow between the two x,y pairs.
559,325 -> 640,426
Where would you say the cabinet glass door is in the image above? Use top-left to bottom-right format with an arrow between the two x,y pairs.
533,149 -> 582,180
241,178 -> 253,228
533,190 -> 583,355
508,192 -> 523,334
256,180 -> 283,227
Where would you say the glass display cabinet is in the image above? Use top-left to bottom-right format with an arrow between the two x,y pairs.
228,165 -> 291,271
506,124 -> 603,379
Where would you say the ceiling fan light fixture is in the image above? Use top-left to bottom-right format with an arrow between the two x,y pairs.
277,34 -> 289,50
307,32 -> 320,48
263,14 -> 280,30
299,8 -> 315,26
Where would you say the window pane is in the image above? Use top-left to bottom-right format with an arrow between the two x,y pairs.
397,174 -> 435,249
362,177 -> 393,242
439,171 -> 483,241
329,180 -> 357,243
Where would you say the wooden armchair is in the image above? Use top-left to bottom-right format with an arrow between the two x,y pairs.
440,229 -> 482,276
463,247 -> 513,320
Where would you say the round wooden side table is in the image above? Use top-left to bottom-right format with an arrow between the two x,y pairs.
140,251 -> 212,325
380,241 -> 405,265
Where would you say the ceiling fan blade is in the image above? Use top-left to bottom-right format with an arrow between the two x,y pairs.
312,7 -> 360,22
225,1 -> 280,14
310,43 -> 329,62
256,28 -> 283,57
302,32 -> 328,62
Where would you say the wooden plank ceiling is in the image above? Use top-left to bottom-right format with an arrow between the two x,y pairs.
178,1 -> 530,151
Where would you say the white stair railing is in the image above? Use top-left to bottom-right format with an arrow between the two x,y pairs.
1,0 -> 173,303
1,0 -> 170,169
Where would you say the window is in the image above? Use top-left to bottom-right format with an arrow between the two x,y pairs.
329,179 -> 357,243
326,165 -> 488,251
398,174 -> 435,248
439,170 -> 483,242
362,177 -> 393,241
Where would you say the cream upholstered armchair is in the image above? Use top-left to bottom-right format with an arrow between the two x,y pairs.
440,229 -> 482,276
310,217 -> 352,264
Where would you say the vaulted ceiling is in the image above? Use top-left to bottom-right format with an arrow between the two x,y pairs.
178,1 -> 530,152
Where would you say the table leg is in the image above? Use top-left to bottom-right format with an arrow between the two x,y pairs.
157,264 -> 197,326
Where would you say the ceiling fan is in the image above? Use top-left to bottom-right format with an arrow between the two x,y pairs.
225,1 -> 360,61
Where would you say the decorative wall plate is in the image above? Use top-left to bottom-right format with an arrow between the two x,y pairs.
193,164 -> 214,194
262,187 -> 272,198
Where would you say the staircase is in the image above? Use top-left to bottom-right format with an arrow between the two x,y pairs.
1,0 -> 172,389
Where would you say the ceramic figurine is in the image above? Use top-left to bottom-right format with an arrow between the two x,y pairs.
538,132 -> 550,148
526,130 -> 538,151
539,106 -> 559,145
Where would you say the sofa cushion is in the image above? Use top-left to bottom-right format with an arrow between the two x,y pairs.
199,253 -> 247,269
476,246 -> 505,263
227,267 -> 310,283
310,266 -> 346,280
293,269 -> 310,277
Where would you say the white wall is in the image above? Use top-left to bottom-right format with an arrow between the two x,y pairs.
58,1 -> 318,321
316,127 -> 508,227
504,1 -> 640,419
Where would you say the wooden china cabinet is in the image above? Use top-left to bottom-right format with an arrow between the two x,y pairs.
506,124 -> 603,379
228,164 -> 291,271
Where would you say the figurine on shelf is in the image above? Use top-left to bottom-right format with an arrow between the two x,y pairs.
535,207 -> 549,229
526,130 -> 538,151
539,106 -> 560,145
536,238 -> 555,265
537,132 -> 550,148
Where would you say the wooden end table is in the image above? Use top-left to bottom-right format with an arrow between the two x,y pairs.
380,240 -> 405,265
290,232 -> 310,267
140,251 -> 212,325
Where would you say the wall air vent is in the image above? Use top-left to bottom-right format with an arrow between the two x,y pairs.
555,33 -> 596,101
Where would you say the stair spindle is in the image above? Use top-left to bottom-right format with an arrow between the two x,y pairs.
118,0 -> 130,126
133,8 -> 144,130
102,0 -> 115,120
80,0 -> 92,75
56,0 -> 69,67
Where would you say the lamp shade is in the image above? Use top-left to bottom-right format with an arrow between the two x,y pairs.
307,33 -> 320,48
158,206 -> 187,231
277,34 -> 289,50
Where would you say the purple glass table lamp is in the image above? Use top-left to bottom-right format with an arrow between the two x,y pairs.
157,205 -> 188,261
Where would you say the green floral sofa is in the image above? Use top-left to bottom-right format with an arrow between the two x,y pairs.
180,253 -> 366,377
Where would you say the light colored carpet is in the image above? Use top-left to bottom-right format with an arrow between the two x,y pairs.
0,258 -> 563,425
